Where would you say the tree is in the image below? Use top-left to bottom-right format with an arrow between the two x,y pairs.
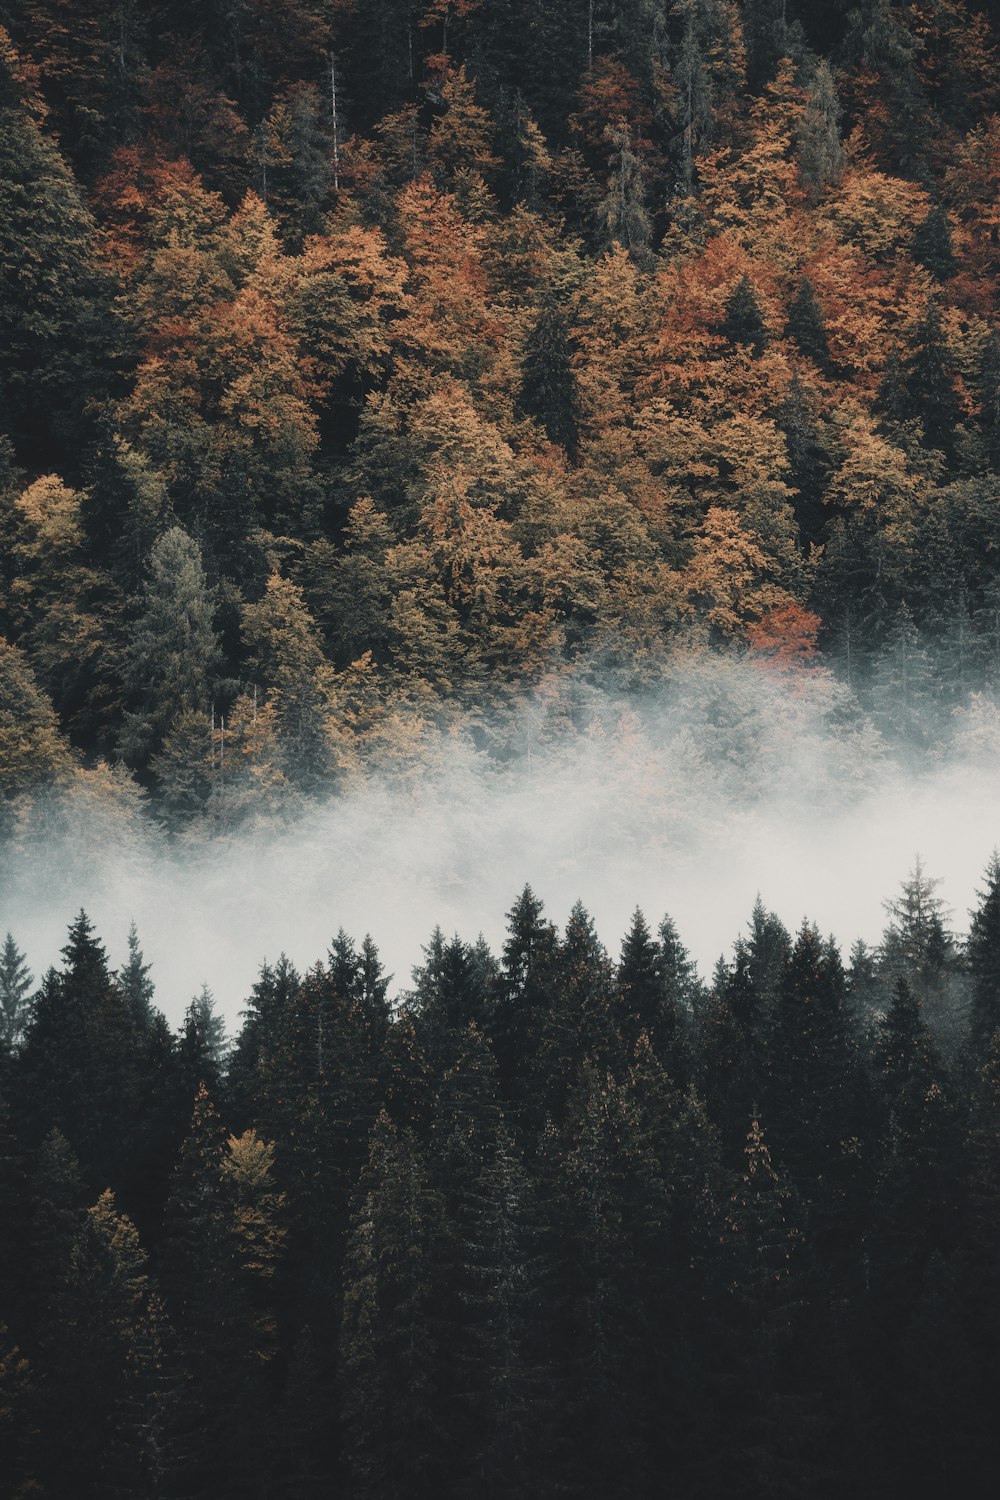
0,934 -> 32,1052
967,853 -> 1000,1058
242,571 -> 353,796
595,118 -> 651,261
518,297 -> 580,456
161,1087 -> 286,1500
0,27 -> 117,463
16,912 -> 149,1192
118,922 -> 154,1030
743,0 -> 787,91
339,1114 -> 450,1500
119,527 -> 220,766
0,637 -> 75,818
784,276 -> 830,370
721,274 -> 768,356
913,204 -> 956,281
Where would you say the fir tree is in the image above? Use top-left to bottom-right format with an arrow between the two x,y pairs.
966,852 -> 1000,1058
0,933 -> 32,1051
118,922 -> 154,1031
119,527 -> 220,766
784,276 -> 830,370
913,204 -> 956,281
722,274 -> 769,357
518,296 -> 581,456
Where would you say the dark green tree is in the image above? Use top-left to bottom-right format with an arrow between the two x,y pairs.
912,204 -> 956,281
518,297 -> 581,456
722,275 -> 769,357
784,276 -> 830,369
0,933 -> 32,1052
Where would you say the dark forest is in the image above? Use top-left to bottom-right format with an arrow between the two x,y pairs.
2,868 -> 1000,1499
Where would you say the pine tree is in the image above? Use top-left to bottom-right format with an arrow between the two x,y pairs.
743,0 -> 788,91
339,1114 -> 449,1500
490,885 -> 559,1109
518,296 -> 581,456
722,274 -> 769,356
16,912 -> 149,1191
796,56 -> 843,196
616,909 -> 694,1082
967,853 -> 1000,1058
118,922 -> 154,1031
913,204 -> 956,280
119,527 -> 220,766
902,301 -> 961,457
0,933 -> 32,1051
595,117 -> 651,262
784,275 -> 830,369
177,985 -> 228,1100
0,27 -> 117,463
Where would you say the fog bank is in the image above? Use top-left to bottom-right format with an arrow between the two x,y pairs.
4,659 -> 1000,1029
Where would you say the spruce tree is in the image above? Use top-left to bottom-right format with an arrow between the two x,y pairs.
722,275 -> 769,357
912,204 -> 956,281
966,853 -> 1000,1057
340,1114 -> 449,1500
118,922 -> 154,1031
0,27 -> 117,463
784,276 -> 830,370
518,297 -> 581,456
119,527 -> 220,766
0,933 -> 32,1051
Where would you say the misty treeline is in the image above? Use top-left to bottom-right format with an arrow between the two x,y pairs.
4,1 -> 1000,831
2,860 -> 1000,1498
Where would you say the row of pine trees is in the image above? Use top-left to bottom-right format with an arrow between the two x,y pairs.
2,860 -> 1000,1497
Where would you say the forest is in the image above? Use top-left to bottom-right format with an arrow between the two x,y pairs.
4,3 -> 1000,1496
2,0 -> 1000,837
1,866 -> 1000,1498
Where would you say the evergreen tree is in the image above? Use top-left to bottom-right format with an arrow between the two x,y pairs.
784,276 -> 830,369
15,912 -> 149,1191
118,921 -> 154,1030
903,302 -> 961,457
119,527 -> 220,766
0,27 -> 117,463
966,852 -> 1000,1058
913,204 -> 956,280
722,274 -> 769,356
518,296 -> 581,456
596,118 -> 651,262
339,1113 -> 450,1500
0,933 -> 32,1051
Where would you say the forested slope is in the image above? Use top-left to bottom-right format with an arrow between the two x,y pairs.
2,1 -> 1000,832
3,867 -> 1000,1498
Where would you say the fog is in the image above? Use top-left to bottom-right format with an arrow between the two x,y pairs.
4,657 -> 1000,1030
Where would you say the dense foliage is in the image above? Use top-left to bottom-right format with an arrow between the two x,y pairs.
1,864 -> 1000,1498
2,1 -> 1000,829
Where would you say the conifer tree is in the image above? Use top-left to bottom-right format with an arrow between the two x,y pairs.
913,204 -> 956,280
0,933 -> 32,1051
119,527 -> 220,766
518,296 -> 581,456
722,274 -> 769,356
966,853 -> 1000,1057
118,922 -> 154,1031
0,27 -> 117,462
340,1113 -> 450,1500
784,276 -> 830,370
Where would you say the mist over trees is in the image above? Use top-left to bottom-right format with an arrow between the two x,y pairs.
2,2 -> 1000,831
3,6 -> 1000,1494
1,871 -> 999,1498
